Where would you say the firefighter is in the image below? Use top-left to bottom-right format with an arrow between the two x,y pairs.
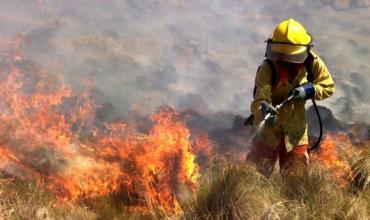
246,18 -> 335,176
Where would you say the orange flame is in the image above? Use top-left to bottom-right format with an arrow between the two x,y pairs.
0,59 -> 211,215
311,134 -> 353,187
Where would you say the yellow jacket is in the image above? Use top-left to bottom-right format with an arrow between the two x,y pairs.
251,51 -> 335,152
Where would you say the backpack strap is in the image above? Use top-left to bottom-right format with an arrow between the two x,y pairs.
265,59 -> 278,86
246,60 -> 278,126
304,52 -> 315,82
253,59 -> 278,97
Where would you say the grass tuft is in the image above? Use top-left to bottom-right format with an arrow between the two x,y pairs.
183,162 -> 280,220
183,150 -> 370,220
349,147 -> 370,190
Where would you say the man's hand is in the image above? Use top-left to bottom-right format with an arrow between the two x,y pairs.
291,83 -> 315,101
260,101 -> 278,127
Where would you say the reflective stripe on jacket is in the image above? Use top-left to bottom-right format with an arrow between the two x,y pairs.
251,51 -> 335,152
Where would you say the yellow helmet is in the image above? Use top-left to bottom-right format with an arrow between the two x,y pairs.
266,18 -> 312,63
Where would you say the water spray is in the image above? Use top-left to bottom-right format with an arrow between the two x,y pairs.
245,94 -> 323,152
255,94 -> 295,135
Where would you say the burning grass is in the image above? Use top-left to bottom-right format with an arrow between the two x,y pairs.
0,60 -> 211,217
1,140 -> 370,219
0,37 -> 369,219
0,125 -> 370,219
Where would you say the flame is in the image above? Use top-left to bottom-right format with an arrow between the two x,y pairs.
311,134 -> 353,187
192,132 -> 213,158
0,57 -> 211,215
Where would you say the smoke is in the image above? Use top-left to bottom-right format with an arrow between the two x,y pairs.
0,2 -> 368,209
0,0 -> 369,122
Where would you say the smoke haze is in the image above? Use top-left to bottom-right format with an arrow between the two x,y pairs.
0,0 -> 369,122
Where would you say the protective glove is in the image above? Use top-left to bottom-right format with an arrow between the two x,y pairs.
291,83 -> 315,101
260,101 -> 278,127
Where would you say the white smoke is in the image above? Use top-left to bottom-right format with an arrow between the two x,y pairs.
0,0 -> 369,122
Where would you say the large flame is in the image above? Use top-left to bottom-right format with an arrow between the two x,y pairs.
0,55 -> 209,215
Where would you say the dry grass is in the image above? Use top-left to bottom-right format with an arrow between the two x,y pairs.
182,162 -> 279,220
0,178 -> 96,219
0,143 -> 370,219
349,147 -> 370,191
0,178 -> 161,219
183,143 -> 370,220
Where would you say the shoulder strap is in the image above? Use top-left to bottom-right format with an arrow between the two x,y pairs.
248,59 -> 277,126
253,59 -> 278,97
304,52 -> 315,82
265,59 -> 278,86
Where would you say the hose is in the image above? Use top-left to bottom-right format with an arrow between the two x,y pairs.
308,98 -> 323,152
